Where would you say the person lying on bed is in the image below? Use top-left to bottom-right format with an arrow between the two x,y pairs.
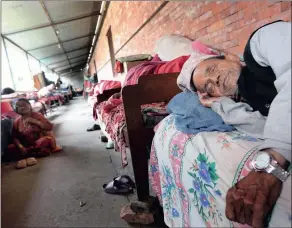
37,83 -> 55,98
178,21 -> 291,227
12,98 -> 61,169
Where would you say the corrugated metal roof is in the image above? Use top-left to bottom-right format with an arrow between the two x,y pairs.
2,1 -> 101,75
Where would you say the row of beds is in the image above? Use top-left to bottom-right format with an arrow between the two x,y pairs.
90,61 -> 285,227
1,89 -> 72,119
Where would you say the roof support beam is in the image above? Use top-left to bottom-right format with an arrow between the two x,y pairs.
28,33 -> 94,51
40,45 -> 90,60
39,1 -> 72,68
60,70 -> 81,76
53,60 -> 87,71
58,63 -> 86,74
3,11 -> 100,36
47,54 -> 88,66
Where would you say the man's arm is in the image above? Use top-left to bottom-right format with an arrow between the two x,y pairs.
249,21 -> 291,162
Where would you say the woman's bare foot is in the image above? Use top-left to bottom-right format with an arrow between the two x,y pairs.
16,159 -> 27,169
52,145 -> 63,153
26,157 -> 37,166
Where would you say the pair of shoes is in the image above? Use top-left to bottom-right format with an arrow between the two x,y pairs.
16,157 -> 37,169
103,175 -> 135,195
87,124 -> 101,132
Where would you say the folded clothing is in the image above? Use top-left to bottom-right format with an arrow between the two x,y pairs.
167,92 -> 235,134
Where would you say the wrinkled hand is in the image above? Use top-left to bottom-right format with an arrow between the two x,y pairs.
197,92 -> 221,107
226,170 -> 283,228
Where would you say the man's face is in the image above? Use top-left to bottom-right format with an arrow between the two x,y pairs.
192,58 -> 242,97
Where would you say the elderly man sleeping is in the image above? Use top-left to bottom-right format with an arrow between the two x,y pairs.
177,21 -> 291,227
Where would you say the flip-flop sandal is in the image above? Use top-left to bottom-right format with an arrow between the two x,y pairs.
103,180 -> 134,195
113,175 -> 136,189
87,124 -> 101,132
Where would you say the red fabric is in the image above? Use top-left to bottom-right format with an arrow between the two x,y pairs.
1,101 -> 19,119
97,98 -> 167,167
103,98 -> 122,113
34,136 -> 55,150
84,80 -> 93,90
123,55 -> 190,87
114,60 -> 123,73
123,59 -> 167,87
13,112 -> 53,147
1,101 -> 14,113
6,136 -> 54,160
154,55 -> 190,74
95,80 -> 121,95
152,54 -> 162,61
91,80 -> 121,120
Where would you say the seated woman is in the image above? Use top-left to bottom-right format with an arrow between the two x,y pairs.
12,98 -> 61,169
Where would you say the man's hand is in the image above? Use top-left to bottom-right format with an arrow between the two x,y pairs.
225,170 -> 282,228
197,92 -> 221,107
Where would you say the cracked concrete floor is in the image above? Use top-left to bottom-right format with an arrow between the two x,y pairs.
1,97 -> 135,228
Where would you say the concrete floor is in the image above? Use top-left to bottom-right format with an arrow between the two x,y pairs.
1,97 -> 136,228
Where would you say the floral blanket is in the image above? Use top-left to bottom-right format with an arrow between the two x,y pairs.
149,115 -> 291,228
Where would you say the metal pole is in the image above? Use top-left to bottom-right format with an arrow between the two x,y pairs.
26,52 -> 33,73
2,38 -> 16,90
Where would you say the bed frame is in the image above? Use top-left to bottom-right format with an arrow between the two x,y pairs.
122,73 -> 180,201
96,87 -> 121,105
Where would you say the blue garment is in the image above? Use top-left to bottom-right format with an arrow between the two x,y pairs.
167,92 -> 235,134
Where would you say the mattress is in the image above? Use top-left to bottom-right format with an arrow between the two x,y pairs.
149,115 -> 291,228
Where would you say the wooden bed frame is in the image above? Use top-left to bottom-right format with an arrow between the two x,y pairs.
122,73 -> 180,201
94,72 -> 181,202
